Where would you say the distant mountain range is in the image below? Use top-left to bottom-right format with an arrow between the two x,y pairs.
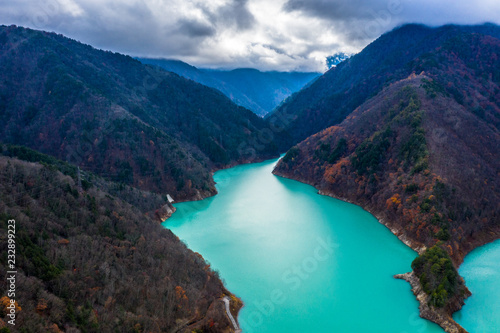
273,23 -> 500,332
138,58 -> 320,116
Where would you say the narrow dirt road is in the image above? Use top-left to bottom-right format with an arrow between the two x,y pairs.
222,296 -> 242,333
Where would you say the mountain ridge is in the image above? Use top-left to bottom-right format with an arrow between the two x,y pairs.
268,23 -> 500,149
0,25 -> 278,202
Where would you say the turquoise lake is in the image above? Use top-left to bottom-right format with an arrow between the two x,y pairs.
163,158 -> 447,333
453,239 -> 500,332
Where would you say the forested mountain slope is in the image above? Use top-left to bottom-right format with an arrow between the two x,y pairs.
0,153 -> 239,332
0,25 -> 278,201
275,75 -> 499,263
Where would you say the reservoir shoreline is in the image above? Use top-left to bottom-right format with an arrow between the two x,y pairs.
272,169 -> 499,333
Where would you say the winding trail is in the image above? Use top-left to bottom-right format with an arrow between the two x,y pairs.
223,296 -> 242,333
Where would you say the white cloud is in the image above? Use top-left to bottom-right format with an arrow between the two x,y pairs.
1,0 -> 499,71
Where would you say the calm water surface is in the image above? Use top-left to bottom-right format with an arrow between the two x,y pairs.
164,158 -> 445,333
453,239 -> 500,332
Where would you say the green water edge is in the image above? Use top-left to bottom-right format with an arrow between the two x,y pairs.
162,158 -> 497,333
453,239 -> 500,332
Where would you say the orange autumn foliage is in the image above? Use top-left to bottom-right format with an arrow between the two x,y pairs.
324,159 -> 349,183
0,296 -> 21,313
386,194 -> 401,210
175,286 -> 189,309
36,298 -> 48,314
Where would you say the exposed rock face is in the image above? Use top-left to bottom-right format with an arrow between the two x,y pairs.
395,272 -> 471,333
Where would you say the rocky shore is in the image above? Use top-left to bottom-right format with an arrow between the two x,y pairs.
395,272 -> 471,333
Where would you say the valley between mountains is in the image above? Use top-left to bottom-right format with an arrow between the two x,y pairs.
0,22 -> 499,333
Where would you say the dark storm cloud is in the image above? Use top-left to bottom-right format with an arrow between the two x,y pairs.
283,0 -> 500,44
176,19 -> 216,38
222,0 -> 256,30
283,0 -> 376,20
0,0 -> 218,57
201,0 -> 255,31
283,0 -> 407,43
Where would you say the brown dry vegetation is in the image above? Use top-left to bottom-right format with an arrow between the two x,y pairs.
0,156 -> 235,332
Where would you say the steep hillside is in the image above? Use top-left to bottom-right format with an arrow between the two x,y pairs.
138,58 -> 320,116
273,26 -> 500,332
0,25 -> 278,201
269,23 -> 500,149
276,73 -> 500,259
0,154 -> 240,332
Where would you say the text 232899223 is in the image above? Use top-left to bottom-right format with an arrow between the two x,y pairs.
6,219 -> 17,326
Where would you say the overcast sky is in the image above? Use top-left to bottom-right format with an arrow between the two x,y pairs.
1,0 -> 499,71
